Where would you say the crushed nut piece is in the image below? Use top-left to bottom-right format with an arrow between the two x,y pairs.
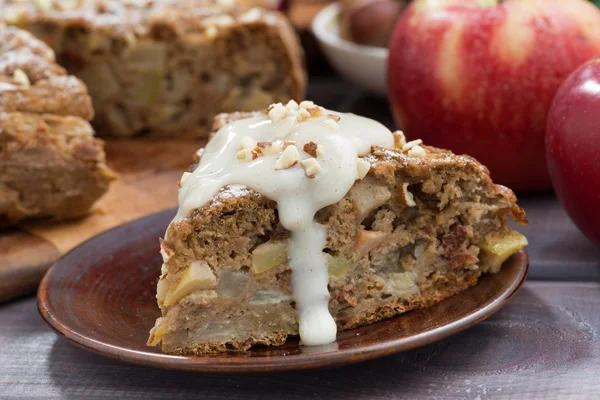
356,158 -> 371,180
34,0 -> 53,11
285,99 -> 299,112
239,7 -> 262,23
282,140 -> 296,150
267,102 -> 286,123
274,144 -> 300,170
4,9 -> 23,24
217,0 -> 236,7
308,106 -> 325,117
296,108 -> 311,121
202,14 -> 235,28
402,139 -> 423,152
393,131 -> 406,148
408,145 -> 426,158
322,118 -> 339,131
257,141 -> 281,156
316,145 -> 326,158
303,141 -> 318,157
299,100 -> 315,109
236,148 -> 259,161
400,183 -> 416,207
275,115 -> 296,139
239,135 -> 257,150
327,114 -> 341,122
12,69 -> 30,87
300,158 -> 323,178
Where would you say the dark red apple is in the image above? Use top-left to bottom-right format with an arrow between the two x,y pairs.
388,0 -> 600,191
547,57 -> 600,247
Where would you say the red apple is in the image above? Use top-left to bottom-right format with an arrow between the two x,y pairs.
547,57 -> 600,247
388,0 -> 600,191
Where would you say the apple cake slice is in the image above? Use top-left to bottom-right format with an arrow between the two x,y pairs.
148,101 -> 527,354
1,0 -> 305,137
0,23 -> 115,227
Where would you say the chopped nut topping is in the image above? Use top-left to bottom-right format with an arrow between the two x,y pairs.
393,131 -> 406,148
327,114 -> 341,122
316,145 -> 326,158
257,141 -> 281,156
408,145 -> 426,158
296,108 -> 311,121
300,158 -> 323,178
236,148 -> 259,161
4,9 -> 23,24
285,99 -> 299,112
308,106 -> 325,117
303,141 -> 318,157
402,139 -> 423,152
322,118 -> 339,131
180,171 -> 192,185
282,140 -> 296,150
268,102 -> 287,123
275,115 -> 296,139
356,158 -> 371,180
239,135 -> 257,150
239,7 -> 262,23
400,183 -> 416,207
12,69 -> 30,87
202,14 -> 235,28
274,144 -> 300,170
299,100 -> 315,109
217,0 -> 236,7
34,0 -> 53,11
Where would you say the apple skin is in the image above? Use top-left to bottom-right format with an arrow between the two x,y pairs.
388,0 -> 600,191
547,58 -> 600,248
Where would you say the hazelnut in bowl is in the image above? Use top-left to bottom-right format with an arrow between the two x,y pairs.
312,0 -> 405,96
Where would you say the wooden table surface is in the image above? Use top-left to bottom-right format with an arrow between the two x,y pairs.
1,77 -> 600,399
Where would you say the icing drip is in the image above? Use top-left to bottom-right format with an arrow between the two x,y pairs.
173,101 -> 394,346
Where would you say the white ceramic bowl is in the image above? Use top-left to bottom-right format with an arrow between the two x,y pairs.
312,2 -> 389,96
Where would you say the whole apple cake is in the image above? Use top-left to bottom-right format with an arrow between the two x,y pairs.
148,100 -> 528,354
1,0 -> 306,137
0,23 -> 115,227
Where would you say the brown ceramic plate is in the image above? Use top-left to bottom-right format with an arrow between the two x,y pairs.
37,209 -> 529,373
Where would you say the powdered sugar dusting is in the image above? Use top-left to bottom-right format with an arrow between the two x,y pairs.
210,184 -> 258,207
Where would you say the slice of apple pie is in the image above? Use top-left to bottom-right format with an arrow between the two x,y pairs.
148,101 -> 527,354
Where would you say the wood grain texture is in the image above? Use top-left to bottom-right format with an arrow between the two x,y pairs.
1,282 -> 599,399
0,232 -> 59,303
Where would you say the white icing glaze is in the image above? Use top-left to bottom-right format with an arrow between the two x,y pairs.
173,103 -> 394,346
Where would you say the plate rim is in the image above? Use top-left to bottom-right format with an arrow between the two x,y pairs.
37,209 -> 529,373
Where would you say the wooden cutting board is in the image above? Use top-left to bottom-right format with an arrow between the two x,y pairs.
0,137 -> 205,303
